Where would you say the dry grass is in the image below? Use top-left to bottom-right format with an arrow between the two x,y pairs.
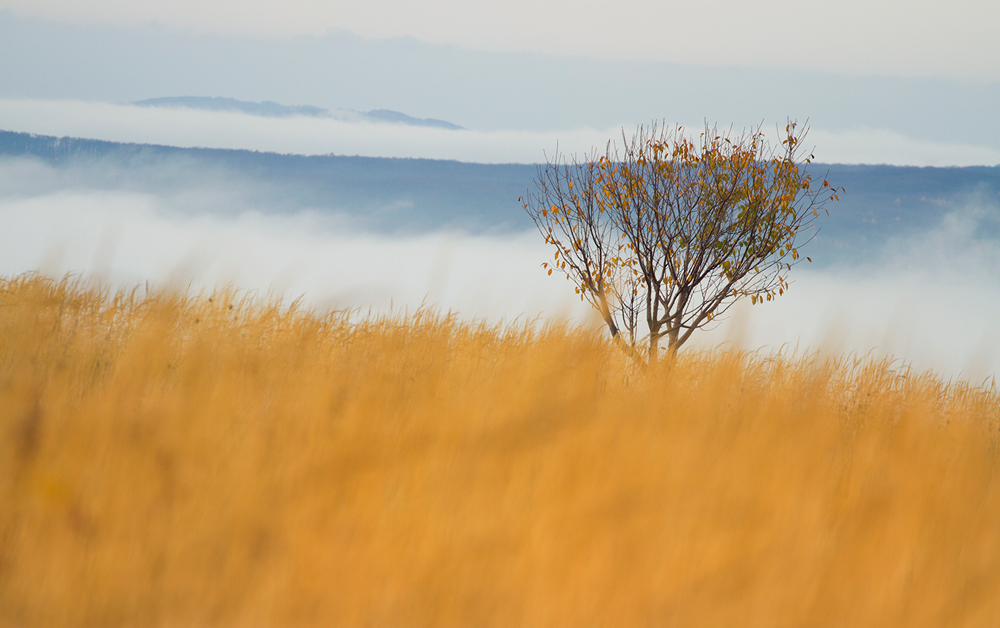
2,273 -> 1000,628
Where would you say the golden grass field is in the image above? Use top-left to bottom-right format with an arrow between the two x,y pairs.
2,272 -> 1000,627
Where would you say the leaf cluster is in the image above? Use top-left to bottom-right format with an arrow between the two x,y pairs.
522,121 -> 841,359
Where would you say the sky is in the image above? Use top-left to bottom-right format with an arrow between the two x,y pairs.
4,0 -> 999,80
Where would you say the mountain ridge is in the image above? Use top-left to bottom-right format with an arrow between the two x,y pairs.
133,96 -> 465,130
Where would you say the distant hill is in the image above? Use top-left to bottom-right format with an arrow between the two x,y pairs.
1,129 -> 998,264
133,97 -> 465,130
134,97 -> 329,118
362,109 -> 464,130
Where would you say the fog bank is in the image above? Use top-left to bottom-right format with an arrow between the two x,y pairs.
0,190 -> 590,322
3,99 -> 1000,166
1,184 -> 998,380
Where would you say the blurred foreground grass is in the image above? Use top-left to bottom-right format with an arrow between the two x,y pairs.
2,273 -> 1000,627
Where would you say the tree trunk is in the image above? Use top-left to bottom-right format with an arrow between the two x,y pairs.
598,294 -> 619,338
667,325 -> 680,355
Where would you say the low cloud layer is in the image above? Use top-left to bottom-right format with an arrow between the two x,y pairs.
3,99 -> 1000,166
0,99 -> 610,164
0,189 -> 590,323
1,162 -> 998,380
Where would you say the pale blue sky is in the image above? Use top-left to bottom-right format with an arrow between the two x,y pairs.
3,0 -> 998,80
0,5 -> 998,164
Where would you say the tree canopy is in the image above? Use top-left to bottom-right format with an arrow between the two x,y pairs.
522,121 -> 841,359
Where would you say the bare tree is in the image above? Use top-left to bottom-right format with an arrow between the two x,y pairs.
522,121 -> 840,360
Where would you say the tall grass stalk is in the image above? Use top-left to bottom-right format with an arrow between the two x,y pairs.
2,273 -> 999,627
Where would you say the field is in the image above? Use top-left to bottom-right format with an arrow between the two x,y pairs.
2,273 -> 1000,627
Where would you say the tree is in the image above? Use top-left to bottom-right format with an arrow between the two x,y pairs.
521,121 -> 841,360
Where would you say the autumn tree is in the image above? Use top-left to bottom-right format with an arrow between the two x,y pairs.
522,121 -> 840,360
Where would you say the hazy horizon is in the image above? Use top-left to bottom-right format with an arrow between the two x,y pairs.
2,99 -> 999,168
